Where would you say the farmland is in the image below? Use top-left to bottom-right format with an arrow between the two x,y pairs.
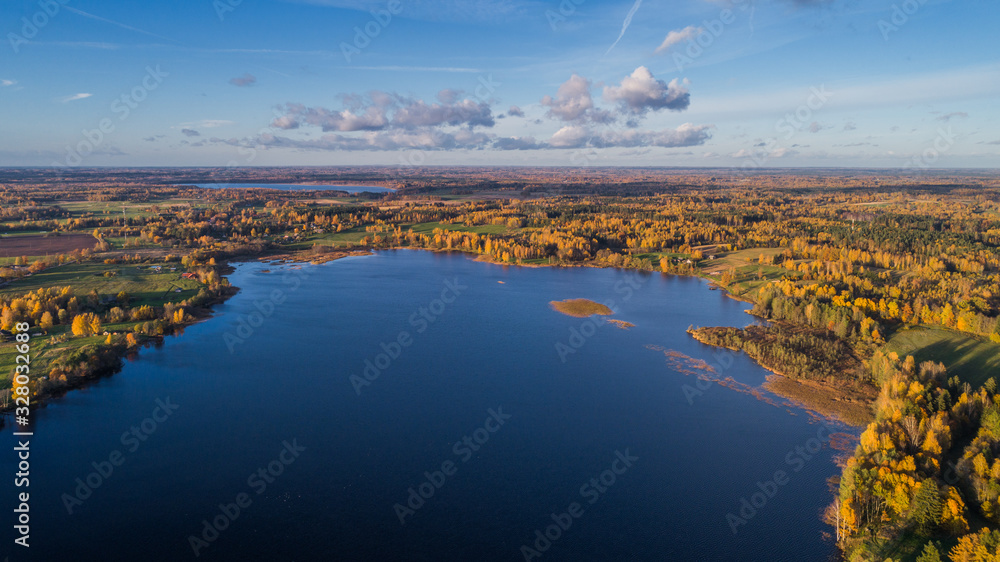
0,233 -> 96,258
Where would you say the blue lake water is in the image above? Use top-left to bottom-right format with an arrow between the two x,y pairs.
182,183 -> 395,193
1,250 -> 850,561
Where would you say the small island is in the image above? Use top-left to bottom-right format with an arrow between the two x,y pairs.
549,298 -> 614,318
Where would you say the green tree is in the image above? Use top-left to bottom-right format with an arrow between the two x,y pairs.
911,479 -> 942,534
916,542 -> 942,562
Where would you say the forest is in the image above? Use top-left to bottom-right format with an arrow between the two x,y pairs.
2,167 -> 1000,559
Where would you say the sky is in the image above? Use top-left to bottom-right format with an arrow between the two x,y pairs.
0,0 -> 998,169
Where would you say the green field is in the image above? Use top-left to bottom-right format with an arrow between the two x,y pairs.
289,226 -> 370,249
702,247 -> 784,270
0,262 -> 201,307
692,248 -> 788,295
57,199 -> 205,220
0,332 -> 107,386
0,262 -> 203,385
404,221 -> 514,236
886,326 -> 1000,387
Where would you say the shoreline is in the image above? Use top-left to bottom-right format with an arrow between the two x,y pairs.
687,326 -> 874,427
3,244 -> 870,429
1,247 -> 372,419
0,283 -> 239,420
318,246 -> 875,426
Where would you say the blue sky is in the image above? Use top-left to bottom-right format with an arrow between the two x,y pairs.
0,0 -> 997,168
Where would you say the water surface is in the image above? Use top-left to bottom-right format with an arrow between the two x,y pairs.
1,250 -> 848,561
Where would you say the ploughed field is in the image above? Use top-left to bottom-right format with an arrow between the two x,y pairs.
0,233 -> 95,258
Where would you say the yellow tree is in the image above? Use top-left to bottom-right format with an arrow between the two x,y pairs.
0,306 -> 14,331
39,311 -> 54,332
71,314 -> 89,336
11,371 -> 30,403
941,303 -> 956,329
71,312 -> 101,336
941,486 -> 969,534
950,529 -> 1000,561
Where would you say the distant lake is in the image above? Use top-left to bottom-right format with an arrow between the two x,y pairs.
182,183 -> 395,193
1,251 -> 850,561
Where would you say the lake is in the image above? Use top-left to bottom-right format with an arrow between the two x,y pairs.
182,183 -> 395,193
1,250 -> 850,561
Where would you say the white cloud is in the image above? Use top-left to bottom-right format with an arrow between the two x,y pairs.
215,128 -> 494,152
603,67 -> 690,115
229,73 -> 257,87
271,92 -> 495,132
771,147 -> 798,158
60,93 -> 92,103
548,125 -> 592,148
1,79 -> 16,87
545,123 -> 712,149
733,146 -> 799,159
596,123 -> 713,148
492,136 -> 540,150
936,111 -> 968,122
540,74 -> 614,124
655,26 -> 703,54
180,120 -> 235,129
